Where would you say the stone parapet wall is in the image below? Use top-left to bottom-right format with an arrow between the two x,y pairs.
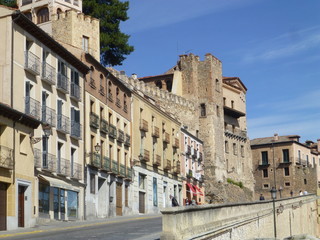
161,194 -> 320,240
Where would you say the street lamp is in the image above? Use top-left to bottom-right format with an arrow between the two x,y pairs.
271,133 -> 278,195
270,187 -> 277,238
94,143 -> 101,153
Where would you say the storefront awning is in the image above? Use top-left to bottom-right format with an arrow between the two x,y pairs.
194,185 -> 204,196
186,183 -> 197,195
38,175 -> 80,192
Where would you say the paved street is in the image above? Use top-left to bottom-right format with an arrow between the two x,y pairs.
0,214 -> 162,240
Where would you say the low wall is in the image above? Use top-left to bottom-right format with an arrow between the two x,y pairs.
161,194 -> 320,240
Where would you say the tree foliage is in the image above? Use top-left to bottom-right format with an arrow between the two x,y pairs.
0,0 -> 17,8
83,0 -> 134,66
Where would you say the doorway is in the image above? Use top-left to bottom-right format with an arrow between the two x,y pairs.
139,192 -> 145,213
54,188 -> 65,220
116,183 -> 122,216
18,186 -> 26,227
0,182 -> 7,231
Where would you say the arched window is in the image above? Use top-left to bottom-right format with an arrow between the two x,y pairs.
166,79 -> 172,92
123,94 -> 127,112
37,8 -> 49,24
57,8 -> 62,19
24,12 -> 32,21
108,81 -> 113,101
156,81 -> 162,89
116,87 -> 120,96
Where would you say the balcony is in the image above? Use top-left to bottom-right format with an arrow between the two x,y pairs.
223,105 -> 246,118
139,119 -> 148,132
57,157 -> 70,176
224,127 -> 247,142
173,161 -> 181,174
199,152 -> 203,162
34,148 -> 56,172
173,138 -> 179,148
70,83 -> 81,102
187,169 -> 193,178
91,153 -> 101,168
71,121 -> 82,139
123,104 -> 128,113
126,167 -> 132,179
116,98 -> 121,108
278,157 -> 293,168
124,134 -> 131,147
89,78 -> 96,89
41,62 -> 56,85
25,97 -> 40,120
108,92 -> 113,102
164,159 -> 171,171
117,129 -> 124,143
102,156 -> 111,172
153,154 -> 161,166
296,158 -> 308,167
258,161 -> 270,169
57,73 -> 69,94
0,145 -> 13,169
42,105 -> 56,127
57,114 -> 70,134
71,162 -> 82,180
109,124 -> 117,139
163,132 -> 170,144
90,112 -> 100,129
140,149 -> 150,162
186,146 -> 191,155
100,119 -> 108,134
111,160 -> 118,174
192,149 -> 198,159
119,163 -> 126,177
99,85 -> 105,96
24,51 -> 40,75
152,126 -> 160,138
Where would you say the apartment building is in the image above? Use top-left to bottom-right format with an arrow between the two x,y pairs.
0,7 -> 89,229
83,54 -> 132,218
251,134 -> 318,199
180,128 -> 204,205
131,90 -> 182,212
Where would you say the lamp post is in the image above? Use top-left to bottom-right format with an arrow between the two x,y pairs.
270,187 -> 277,238
271,134 -> 278,195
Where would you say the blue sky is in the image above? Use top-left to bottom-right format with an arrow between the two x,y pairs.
116,0 -> 320,142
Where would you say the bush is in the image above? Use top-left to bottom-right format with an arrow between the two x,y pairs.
227,178 -> 244,189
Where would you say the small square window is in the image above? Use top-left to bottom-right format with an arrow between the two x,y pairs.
263,184 -> 269,189
285,182 -> 290,187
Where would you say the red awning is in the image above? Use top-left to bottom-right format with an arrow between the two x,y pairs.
186,183 -> 197,195
194,185 -> 204,196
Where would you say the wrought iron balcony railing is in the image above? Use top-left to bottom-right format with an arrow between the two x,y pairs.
99,85 -> 105,96
91,153 -> 101,168
192,149 -> 198,159
139,119 -> 148,132
70,83 -> 81,101
57,114 -> 70,134
90,112 -> 100,129
71,121 -> 82,139
123,104 -> 128,113
57,73 -> 69,93
124,134 -> 131,147
173,138 -> 179,148
111,160 -> 118,174
42,62 -> 56,85
34,148 -> 56,172
0,145 -> 13,169
24,51 -> 40,75
89,78 -> 96,89
163,132 -> 170,144
102,156 -> 111,172
71,162 -> 82,180
119,163 -> 126,177
57,157 -> 70,176
164,159 -> 171,171
126,167 -> 132,179
25,96 -> 40,120
42,105 -> 56,127
152,126 -> 160,138
153,154 -> 161,166
174,160 -> 181,174
108,92 -> 113,102
116,97 -> 121,108
186,146 -> 191,155
100,119 -> 108,134
109,124 -> 117,139
117,129 -> 124,143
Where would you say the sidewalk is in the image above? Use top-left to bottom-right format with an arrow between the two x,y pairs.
0,213 -> 162,238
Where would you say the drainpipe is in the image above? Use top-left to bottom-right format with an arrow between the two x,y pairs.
82,54 -> 87,220
11,14 -> 15,184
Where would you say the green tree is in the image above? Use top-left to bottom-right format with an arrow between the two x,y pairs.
83,0 -> 134,66
0,0 -> 17,8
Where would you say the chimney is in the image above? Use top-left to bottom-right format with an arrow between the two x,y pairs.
273,133 -> 279,141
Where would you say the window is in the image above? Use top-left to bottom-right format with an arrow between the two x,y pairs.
263,169 -> 268,178
166,80 -> 172,92
298,150 -> 301,163
285,182 -> 290,187
284,167 -> 290,176
90,174 -> 95,194
215,79 -> 219,91
233,143 -> 237,155
24,12 -> 32,21
71,148 -> 76,177
139,174 -> 145,190
153,177 -> 158,206
304,179 -> 307,185
306,155 -> 309,166
240,145 -> 244,157
313,157 -> 315,166
67,191 -> 78,219
58,60 -> 67,77
19,134 -> 27,155
71,107 -> 80,138
263,184 -> 269,189
231,100 -> 234,108
216,105 -> 220,117
39,182 -> 50,214
223,97 -> 226,106
225,141 -> 229,153
200,104 -> 206,117
37,7 -> 49,24
82,36 -> 89,52
282,149 -> 289,163
261,151 -> 268,165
